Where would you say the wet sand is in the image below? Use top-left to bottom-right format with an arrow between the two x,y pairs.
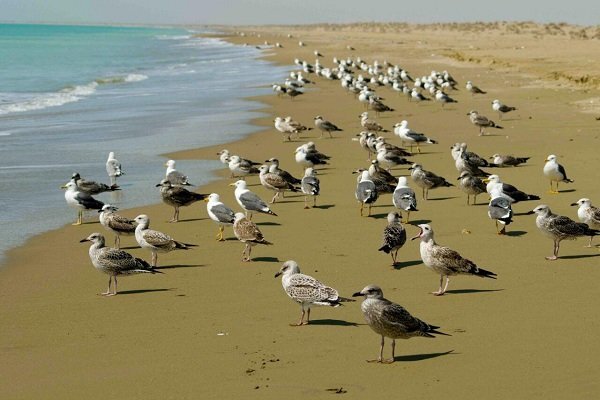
2,23 -> 600,399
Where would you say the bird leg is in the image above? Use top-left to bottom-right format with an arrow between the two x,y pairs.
291,308 -> 306,326
404,211 -> 410,224
586,236 -> 594,248
114,235 -> 120,249
546,240 -> 559,260
313,196 -> 317,208
151,251 -> 158,267
425,189 -> 429,200
101,276 -> 113,296
367,204 -> 372,217
367,336 -> 385,363
384,339 -> 396,364
270,192 -> 278,204
359,203 -> 364,216
432,275 -> 449,296
73,210 -> 83,226
466,195 -> 470,205
169,208 -> 179,223
242,244 -> 251,262
216,226 -> 225,241
473,194 -> 478,205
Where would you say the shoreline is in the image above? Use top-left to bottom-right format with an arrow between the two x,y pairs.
2,26 -> 600,399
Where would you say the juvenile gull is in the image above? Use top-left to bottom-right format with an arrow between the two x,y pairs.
71,173 -> 119,195
492,99 -> 517,120
488,190 -> 513,235
232,212 -> 272,262
284,116 -> 312,137
301,167 -> 320,208
98,204 -> 136,249
457,171 -> 487,205
368,159 -> 397,193
370,99 -> 394,116
412,224 -> 497,295
230,179 -> 277,219
105,152 -> 124,186
156,179 -> 208,223
543,154 -> 573,194
165,160 -> 192,186
265,157 -> 301,186
205,193 -> 235,241
571,198 -> 600,247
62,181 -> 105,225
527,205 -> 600,260
353,285 -> 448,363
454,146 -> 490,177
393,120 -> 436,153
483,175 -> 540,203
80,233 -> 162,296
275,260 -> 353,326
466,80 -> 486,95
409,163 -> 453,200
134,214 -> 194,267
376,147 -> 412,171
374,137 -> 411,157
360,112 -> 388,132
378,212 -> 407,265
450,143 -> 489,167
490,154 -> 529,167
467,110 -> 503,136
274,116 -> 296,141
393,177 -> 418,222
356,170 -> 378,216
258,165 -> 299,203
314,116 -> 343,138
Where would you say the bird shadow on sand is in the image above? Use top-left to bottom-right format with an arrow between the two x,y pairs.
308,319 -> 360,327
251,257 -> 280,263
312,204 -> 335,210
558,253 -> 600,260
272,200 -> 301,204
394,350 -> 455,362
428,196 -> 459,201
445,288 -> 504,295
255,222 -> 281,226
155,264 -> 206,270
117,288 -> 174,295
392,259 -> 423,270
176,217 -> 207,223
119,246 -> 142,250
557,189 -> 576,194
369,213 -> 390,219
505,230 -> 527,237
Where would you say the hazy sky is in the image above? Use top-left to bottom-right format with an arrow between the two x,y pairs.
2,0 -> 599,26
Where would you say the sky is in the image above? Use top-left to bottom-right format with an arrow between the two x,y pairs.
1,0 -> 599,26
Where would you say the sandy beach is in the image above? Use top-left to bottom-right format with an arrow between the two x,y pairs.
2,22 -> 600,399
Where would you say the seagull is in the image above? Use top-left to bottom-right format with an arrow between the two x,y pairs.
492,99 -> 517,120
105,152 -> 123,186
543,154 -> 573,194
205,193 -> 235,241
356,170 -> 378,216
466,80 -> 486,95
450,143 -> 489,167
393,177 -> 418,222
367,159 -> 398,193
232,212 -> 272,262
435,90 -> 458,107
393,120 -> 436,153
352,285 -> 449,363
134,214 -> 194,267
61,181 -> 104,225
483,175 -> 540,203
156,179 -> 208,222
301,167 -> 320,209
376,147 -> 412,171
274,116 -> 296,141
571,198 -> 600,247
490,154 -> 529,167
457,171 -> 487,205
359,112 -> 388,133
294,143 -> 328,170
378,212 -> 407,265
454,146 -> 490,177
284,116 -> 312,138
412,224 -> 497,295
165,160 -> 192,186
527,205 -> 600,260
314,116 -> 343,138
70,173 -> 119,195
410,88 -> 430,102
275,260 -> 353,326
265,157 -> 301,187
409,164 -> 453,200
98,204 -> 136,249
230,180 -> 277,219
258,165 -> 299,203
488,190 -> 513,235
369,98 -> 394,116
228,155 -> 260,179
80,233 -> 162,296
467,110 -> 503,136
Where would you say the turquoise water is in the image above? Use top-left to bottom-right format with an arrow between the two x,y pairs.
0,24 -> 287,263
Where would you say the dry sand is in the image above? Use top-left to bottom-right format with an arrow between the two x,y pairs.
1,23 -> 600,399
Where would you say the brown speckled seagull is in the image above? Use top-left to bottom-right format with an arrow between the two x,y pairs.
232,212 -> 272,261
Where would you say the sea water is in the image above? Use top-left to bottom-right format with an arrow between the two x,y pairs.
0,24 -> 288,263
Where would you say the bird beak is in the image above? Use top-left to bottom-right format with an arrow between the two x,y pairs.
60,184 -> 67,189
410,228 -> 423,241
456,176 -> 462,180
352,291 -> 364,297
274,271 -> 282,278
525,210 -> 536,215
155,183 -> 162,187
79,238 -> 90,243
203,198 -> 210,203
164,163 -> 168,167
570,202 -> 578,206
228,183 -> 236,187
482,178 -> 490,183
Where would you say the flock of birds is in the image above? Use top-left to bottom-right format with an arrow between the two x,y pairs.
60,33 -> 600,363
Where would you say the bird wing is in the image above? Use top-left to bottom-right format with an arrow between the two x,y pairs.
234,219 -> 265,242
142,229 -> 173,247
590,207 -> 600,224
209,203 -> 235,223
167,170 -> 190,185
549,216 -> 591,236
383,225 -> 407,248
285,274 -> 338,303
75,192 -> 104,210
107,214 -> 137,233
380,301 -> 430,335
301,176 -> 320,195
431,245 -> 478,275
97,247 -> 143,273
489,197 -> 513,219
239,191 -> 268,211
